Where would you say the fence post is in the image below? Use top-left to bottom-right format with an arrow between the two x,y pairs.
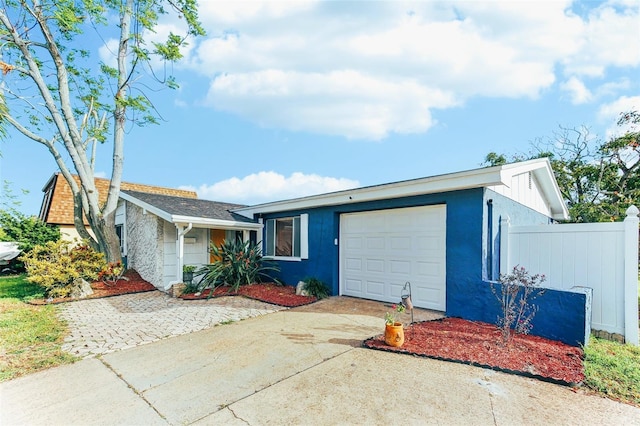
499,216 -> 510,278
624,205 -> 639,346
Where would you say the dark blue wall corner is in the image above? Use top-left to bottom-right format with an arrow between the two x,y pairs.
450,280 -> 591,347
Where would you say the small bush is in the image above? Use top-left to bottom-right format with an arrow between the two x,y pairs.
195,239 -> 279,294
491,266 -> 546,345
98,261 -> 125,286
20,240 -> 106,298
303,277 -> 330,299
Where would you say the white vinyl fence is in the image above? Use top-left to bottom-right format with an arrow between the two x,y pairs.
500,205 -> 639,345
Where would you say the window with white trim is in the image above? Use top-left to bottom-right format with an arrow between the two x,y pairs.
264,214 -> 308,259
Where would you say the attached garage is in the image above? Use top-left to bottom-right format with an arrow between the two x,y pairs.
340,205 -> 447,311
234,158 -> 570,333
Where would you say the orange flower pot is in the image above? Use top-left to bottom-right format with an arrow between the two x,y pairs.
384,322 -> 404,347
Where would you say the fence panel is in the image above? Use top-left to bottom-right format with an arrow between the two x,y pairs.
501,206 -> 638,345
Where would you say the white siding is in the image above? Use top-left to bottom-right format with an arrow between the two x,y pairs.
489,172 -> 552,217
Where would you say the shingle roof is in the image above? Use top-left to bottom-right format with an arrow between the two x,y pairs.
122,190 -> 257,223
40,173 -> 198,225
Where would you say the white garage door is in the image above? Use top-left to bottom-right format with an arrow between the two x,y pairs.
340,205 -> 446,311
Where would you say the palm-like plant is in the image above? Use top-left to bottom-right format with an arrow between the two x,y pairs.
194,239 -> 279,295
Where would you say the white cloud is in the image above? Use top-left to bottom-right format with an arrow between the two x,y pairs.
560,77 -> 593,104
182,171 -> 360,204
180,0 -> 639,140
598,95 -> 640,139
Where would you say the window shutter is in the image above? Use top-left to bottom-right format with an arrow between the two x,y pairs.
265,219 -> 275,256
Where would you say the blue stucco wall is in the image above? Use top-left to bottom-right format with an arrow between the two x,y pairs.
261,187 -> 588,346
450,279 -> 591,346
262,188 -> 486,300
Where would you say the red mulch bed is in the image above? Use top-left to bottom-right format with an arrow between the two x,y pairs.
28,270 -> 156,305
180,283 -> 317,307
364,317 -> 584,386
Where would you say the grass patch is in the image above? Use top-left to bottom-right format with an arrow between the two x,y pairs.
584,336 -> 640,406
0,275 -> 77,382
0,274 -> 44,301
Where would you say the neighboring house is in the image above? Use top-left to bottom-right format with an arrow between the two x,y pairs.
117,191 -> 261,291
39,172 -> 198,242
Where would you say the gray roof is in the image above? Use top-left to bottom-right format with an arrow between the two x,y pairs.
122,190 -> 257,224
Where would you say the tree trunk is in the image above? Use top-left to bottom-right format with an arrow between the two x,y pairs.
89,210 -> 121,263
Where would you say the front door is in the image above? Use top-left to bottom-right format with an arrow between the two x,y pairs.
209,229 -> 226,263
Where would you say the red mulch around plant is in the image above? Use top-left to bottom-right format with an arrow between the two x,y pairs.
28,270 -> 156,305
364,317 -> 585,386
180,283 -> 317,307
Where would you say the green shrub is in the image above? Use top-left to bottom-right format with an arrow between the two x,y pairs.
20,240 -> 106,298
303,277 -> 330,299
195,239 -> 279,293
0,209 -> 60,254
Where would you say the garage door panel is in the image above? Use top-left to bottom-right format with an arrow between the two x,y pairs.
389,260 -> 411,274
416,261 -> 441,277
345,279 -> 362,292
366,280 -> 385,297
345,236 -> 362,250
414,285 -> 443,310
345,257 -> 362,272
340,205 -> 446,311
390,236 -> 411,250
365,237 -> 384,250
366,259 -> 385,273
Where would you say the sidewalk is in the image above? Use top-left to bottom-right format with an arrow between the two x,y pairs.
2,299 -> 639,425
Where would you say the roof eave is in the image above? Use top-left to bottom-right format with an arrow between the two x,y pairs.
171,215 -> 262,230
234,165 -> 508,217
234,158 -> 570,221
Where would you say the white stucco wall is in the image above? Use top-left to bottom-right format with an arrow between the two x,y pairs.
126,202 -> 165,290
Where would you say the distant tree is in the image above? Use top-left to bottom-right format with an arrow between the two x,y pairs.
0,209 -> 60,254
0,1 -> 204,261
483,111 -> 639,222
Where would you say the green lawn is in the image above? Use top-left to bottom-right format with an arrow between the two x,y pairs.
584,336 -> 640,406
0,274 -> 77,382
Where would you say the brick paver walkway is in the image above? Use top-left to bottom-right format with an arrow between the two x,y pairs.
58,291 -> 285,358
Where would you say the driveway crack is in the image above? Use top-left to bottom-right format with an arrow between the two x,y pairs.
227,406 -> 251,425
99,356 -> 168,424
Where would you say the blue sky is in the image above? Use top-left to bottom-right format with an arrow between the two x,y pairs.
1,0 -> 639,216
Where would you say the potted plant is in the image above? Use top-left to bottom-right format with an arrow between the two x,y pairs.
384,303 -> 406,347
182,265 -> 196,284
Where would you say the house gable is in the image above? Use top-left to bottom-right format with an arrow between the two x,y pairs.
39,172 -> 198,226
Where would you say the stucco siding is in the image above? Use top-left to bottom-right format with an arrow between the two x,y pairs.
262,189 -> 487,318
126,202 -> 164,290
483,189 -> 551,282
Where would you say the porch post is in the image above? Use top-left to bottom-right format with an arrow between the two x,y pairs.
176,223 -> 193,285
623,205 -> 639,345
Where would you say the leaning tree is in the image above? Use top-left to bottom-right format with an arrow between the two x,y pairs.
0,0 -> 204,261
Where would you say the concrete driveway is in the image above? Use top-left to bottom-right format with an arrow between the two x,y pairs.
1,296 -> 639,425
